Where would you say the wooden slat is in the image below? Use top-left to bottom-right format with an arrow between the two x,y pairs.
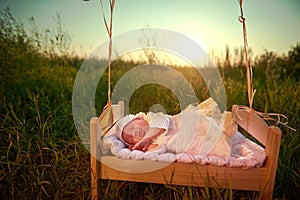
111,104 -> 122,124
232,105 -> 268,146
100,157 -> 267,191
90,117 -> 99,200
117,101 -> 124,117
262,126 -> 282,199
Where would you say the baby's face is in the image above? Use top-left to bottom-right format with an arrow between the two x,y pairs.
122,118 -> 150,145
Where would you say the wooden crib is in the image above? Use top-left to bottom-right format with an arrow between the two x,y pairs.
90,101 -> 282,200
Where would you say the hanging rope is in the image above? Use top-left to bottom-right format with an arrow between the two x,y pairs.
96,0 -> 116,133
100,0 -> 115,105
238,0 -> 256,109
236,0 -> 296,131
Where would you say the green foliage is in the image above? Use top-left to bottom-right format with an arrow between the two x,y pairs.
288,42 -> 300,78
0,7 -> 299,199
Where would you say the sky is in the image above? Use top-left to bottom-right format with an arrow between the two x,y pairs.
1,0 -> 300,61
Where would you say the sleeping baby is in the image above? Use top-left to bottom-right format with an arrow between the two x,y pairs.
105,98 -> 238,158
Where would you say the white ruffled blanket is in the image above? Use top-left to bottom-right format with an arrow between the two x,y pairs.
101,131 -> 266,168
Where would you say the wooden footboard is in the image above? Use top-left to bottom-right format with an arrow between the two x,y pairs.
90,103 -> 282,200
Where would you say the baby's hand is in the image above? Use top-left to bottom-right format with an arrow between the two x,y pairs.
131,137 -> 152,152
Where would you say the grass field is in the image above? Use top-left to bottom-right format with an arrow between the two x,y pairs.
0,8 -> 299,199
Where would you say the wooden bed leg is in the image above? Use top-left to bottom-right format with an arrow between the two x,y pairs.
90,117 -> 99,200
262,126 -> 282,200
90,103 -> 123,200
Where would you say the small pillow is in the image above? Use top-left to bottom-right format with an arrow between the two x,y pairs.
157,153 -> 176,163
130,150 -> 144,160
110,140 -> 126,155
115,148 -> 131,159
208,156 -> 228,166
144,152 -> 159,161
194,155 -> 209,165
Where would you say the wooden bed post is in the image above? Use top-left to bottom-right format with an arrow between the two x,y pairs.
90,101 -> 124,200
90,117 -> 100,200
232,106 -> 282,199
262,126 -> 282,200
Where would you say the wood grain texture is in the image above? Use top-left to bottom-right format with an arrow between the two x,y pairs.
100,156 -> 267,191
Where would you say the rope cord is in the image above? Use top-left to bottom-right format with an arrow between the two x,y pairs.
238,0 -> 256,109
100,0 -> 115,104
237,0 -> 295,131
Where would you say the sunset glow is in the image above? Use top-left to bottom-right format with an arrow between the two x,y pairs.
2,0 -> 299,59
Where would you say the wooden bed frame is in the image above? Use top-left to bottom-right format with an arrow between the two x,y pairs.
90,101 -> 282,200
